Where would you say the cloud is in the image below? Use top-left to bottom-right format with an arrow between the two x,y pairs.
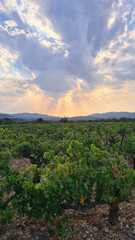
0,83 -> 53,114
0,45 -> 18,71
108,12 -> 117,30
4,20 -> 17,27
0,0 -> 135,115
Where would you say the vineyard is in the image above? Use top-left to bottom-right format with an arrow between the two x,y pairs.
0,122 -> 135,239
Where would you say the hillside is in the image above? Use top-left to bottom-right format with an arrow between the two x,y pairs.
1,111 -> 135,122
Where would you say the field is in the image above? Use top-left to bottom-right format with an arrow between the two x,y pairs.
0,122 -> 135,239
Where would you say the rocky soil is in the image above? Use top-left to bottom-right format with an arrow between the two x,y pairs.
1,158 -> 135,240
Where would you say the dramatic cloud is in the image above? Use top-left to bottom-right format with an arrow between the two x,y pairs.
0,0 -> 135,116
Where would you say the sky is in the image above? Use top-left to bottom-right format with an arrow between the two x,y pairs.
0,0 -> 135,117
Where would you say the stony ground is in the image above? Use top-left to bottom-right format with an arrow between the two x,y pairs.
1,158 -> 135,240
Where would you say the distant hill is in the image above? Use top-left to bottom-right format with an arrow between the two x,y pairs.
0,113 -> 14,119
0,112 -> 135,122
69,115 -> 98,121
13,113 -> 60,121
69,112 -> 135,121
88,112 -> 135,119
0,113 -> 60,121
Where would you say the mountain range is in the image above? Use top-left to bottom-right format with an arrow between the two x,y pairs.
0,112 -> 135,121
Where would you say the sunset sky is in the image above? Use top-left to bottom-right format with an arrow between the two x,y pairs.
0,0 -> 135,117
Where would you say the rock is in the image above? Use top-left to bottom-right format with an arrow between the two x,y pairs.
93,226 -> 98,232
126,224 -> 130,229
3,236 -> 7,240
89,233 -> 93,237
120,220 -> 124,229
104,228 -> 109,233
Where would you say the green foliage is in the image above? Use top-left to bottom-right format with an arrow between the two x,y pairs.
56,216 -> 69,237
14,142 -> 32,158
37,118 -> 44,123
0,122 -> 135,236
0,207 -> 13,225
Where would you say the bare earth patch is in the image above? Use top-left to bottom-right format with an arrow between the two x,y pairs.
9,158 -> 32,172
